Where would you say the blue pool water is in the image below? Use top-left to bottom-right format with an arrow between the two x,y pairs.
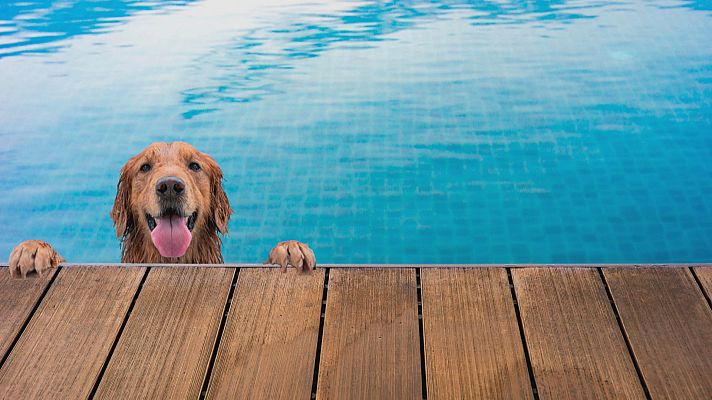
1,0 -> 711,264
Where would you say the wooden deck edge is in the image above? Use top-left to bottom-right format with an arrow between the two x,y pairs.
4,263 -> 712,269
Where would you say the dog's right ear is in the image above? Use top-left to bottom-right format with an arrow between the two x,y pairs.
110,160 -> 134,239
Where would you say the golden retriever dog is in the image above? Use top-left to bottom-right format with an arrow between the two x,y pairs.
8,142 -> 315,277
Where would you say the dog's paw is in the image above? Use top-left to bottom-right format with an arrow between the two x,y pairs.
8,240 -> 63,278
264,240 -> 316,272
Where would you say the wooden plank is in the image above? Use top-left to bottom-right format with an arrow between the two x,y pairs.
694,266 -> 712,300
0,266 -> 144,400
512,268 -> 645,400
604,267 -> 712,399
94,267 -> 233,399
0,267 -> 57,360
421,268 -> 534,399
205,268 -> 324,400
316,268 -> 421,400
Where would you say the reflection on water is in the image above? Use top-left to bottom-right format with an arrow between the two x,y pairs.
669,0 -> 712,13
181,0 -> 607,118
0,0 -> 195,58
0,0 -> 711,263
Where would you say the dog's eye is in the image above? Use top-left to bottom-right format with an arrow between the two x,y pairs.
188,162 -> 201,171
140,163 -> 151,172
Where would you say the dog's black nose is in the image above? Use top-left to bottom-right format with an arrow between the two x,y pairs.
156,176 -> 185,197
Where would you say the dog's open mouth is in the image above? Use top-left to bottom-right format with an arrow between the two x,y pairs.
145,210 -> 197,258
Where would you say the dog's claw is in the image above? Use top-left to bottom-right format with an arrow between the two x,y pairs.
8,240 -> 63,278
265,240 -> 316,273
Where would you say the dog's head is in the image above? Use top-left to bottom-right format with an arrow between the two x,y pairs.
110,142 -> 232,259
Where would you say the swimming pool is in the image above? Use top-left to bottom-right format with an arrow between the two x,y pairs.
1,0 -> 711,264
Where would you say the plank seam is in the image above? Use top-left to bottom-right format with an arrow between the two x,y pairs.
87,266 -> 151,399
416,268 -> 428,400
199,267 -> 240,399
597,268 -> 652,400
506,268 -> 540,400
310,267 -> 330,399
0,267 -> 61,371
689,267 -> 712,312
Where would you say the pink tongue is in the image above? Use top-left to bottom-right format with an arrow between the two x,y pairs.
150,215 -> 192,258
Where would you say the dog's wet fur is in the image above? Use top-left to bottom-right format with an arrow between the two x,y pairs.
111,142 -> 231,263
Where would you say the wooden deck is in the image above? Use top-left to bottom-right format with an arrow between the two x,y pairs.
1,264 -> 711,399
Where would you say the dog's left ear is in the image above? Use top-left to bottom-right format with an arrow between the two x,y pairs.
204,155 -> 232,234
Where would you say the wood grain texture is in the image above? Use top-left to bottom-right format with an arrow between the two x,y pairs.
421,268 -> 533,400
0,267 -> 57,360
604,267 -> 712,399
512,268 -> 645,400
0,266 -> 144,400
694,266 -> 712,300
316,268 -> 421,400
94,267 -> 233,400
206,268 -> 324,400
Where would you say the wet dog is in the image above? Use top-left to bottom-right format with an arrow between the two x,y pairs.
8,142 -> 315,276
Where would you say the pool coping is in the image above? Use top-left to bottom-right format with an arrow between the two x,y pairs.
4,262 -> 709,268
